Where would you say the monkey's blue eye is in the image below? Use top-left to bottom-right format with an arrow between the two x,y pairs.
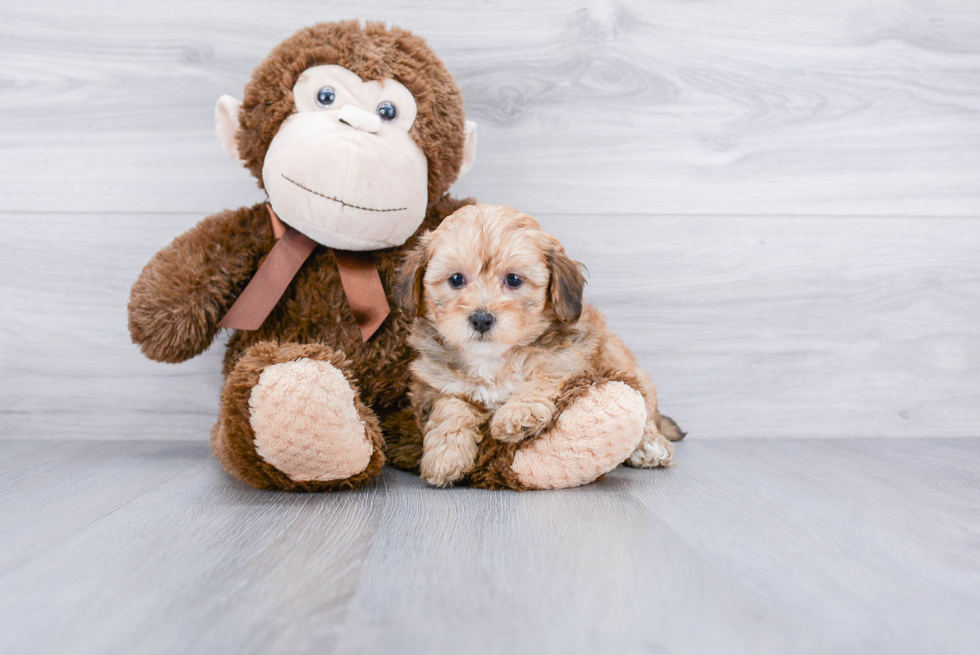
316,87 -> 336,107
505,274 -> 523,288
377,101 -> 397,121
448,273 -> 466,288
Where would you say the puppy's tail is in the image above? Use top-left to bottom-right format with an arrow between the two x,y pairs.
660,415 -> 687,441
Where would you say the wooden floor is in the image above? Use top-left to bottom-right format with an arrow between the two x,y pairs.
1,438 -> 978,654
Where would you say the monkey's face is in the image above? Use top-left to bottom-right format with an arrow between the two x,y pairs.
218,65 -> 443,250
265,65 -> 429,250
216,23 -> 478,251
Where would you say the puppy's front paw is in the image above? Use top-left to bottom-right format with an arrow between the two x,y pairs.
420,429 -> 479,487
491,401 -> 554,443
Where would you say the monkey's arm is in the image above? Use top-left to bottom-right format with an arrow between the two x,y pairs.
128,204 -> 273,363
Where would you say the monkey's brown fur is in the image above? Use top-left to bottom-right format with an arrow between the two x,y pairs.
128,22 -> 681,492
128,22 -> 473,491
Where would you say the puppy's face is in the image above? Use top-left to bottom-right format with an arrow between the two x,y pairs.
397,204 -> 585,350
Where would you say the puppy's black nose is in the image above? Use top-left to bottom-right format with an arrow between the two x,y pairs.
469,310 -> 495,334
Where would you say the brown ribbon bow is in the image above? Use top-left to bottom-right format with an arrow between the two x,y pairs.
218,204 -> 390,342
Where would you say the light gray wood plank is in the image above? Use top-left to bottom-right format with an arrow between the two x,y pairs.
1,1 -> 979,215
547,213 -> 980,439
0,440 -> 208,573
627,438 -> 980,653
0,443 -> 390,655
0,413 -> 219,441
335,439 -> 980,654
332,470 -> 808,655
1,439 -> 978,654
3,212 -> 978,440
0,211 -> 226,439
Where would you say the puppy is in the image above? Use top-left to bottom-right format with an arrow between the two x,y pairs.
396,204 -> 683,487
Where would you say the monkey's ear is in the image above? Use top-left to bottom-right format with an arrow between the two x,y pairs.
548,248 -> 586,323
456,120 -> 478,180
215,95 -> 245,164
394,235 -> 432,318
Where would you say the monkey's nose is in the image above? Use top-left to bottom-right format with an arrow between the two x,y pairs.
469,310 -> 495,334
337,105 -> 381,134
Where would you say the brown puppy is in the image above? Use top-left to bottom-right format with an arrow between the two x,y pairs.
396,204 -> 681,487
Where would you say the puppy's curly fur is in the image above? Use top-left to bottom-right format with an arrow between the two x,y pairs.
395,204 -> 683,487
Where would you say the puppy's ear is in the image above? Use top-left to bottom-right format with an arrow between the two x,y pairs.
395,234 -> 431,318
547,247 -> 587,323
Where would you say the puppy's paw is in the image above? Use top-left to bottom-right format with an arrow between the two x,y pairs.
491,400 -> 555,443
420,429 -> 479,487
625,430 -> 675,468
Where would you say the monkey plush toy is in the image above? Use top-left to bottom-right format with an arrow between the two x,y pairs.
128,21 -> 662,491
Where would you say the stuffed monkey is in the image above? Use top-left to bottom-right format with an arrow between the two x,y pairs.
128,21 -> 659,491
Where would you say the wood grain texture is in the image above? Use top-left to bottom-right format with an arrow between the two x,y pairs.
3,5 -> 977,653
0,0 -> 978,215
3,212 -> 978,439
1,438 -> 977,654
0,440 -> 206,572
1,1 -> 978,440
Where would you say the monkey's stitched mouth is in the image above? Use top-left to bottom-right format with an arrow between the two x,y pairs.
281,175 -> 408,213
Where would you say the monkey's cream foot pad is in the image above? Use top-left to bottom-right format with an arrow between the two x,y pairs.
511,381 -> 647,490
248,358 -> 373,481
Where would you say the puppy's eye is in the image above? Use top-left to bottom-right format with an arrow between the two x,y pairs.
316,86 -> 337,107
505,274 -> 523,288
448,273 -> 466,288
377,101 -> 397,121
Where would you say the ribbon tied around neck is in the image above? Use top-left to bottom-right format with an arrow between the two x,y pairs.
218,204 -> 390,342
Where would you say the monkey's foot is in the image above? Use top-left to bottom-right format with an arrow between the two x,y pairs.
211,342 -> 383,491
510,381 -> 646,490
249,358 -> 373,482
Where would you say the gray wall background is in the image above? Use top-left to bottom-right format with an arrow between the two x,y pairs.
1,0 -> 978,440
